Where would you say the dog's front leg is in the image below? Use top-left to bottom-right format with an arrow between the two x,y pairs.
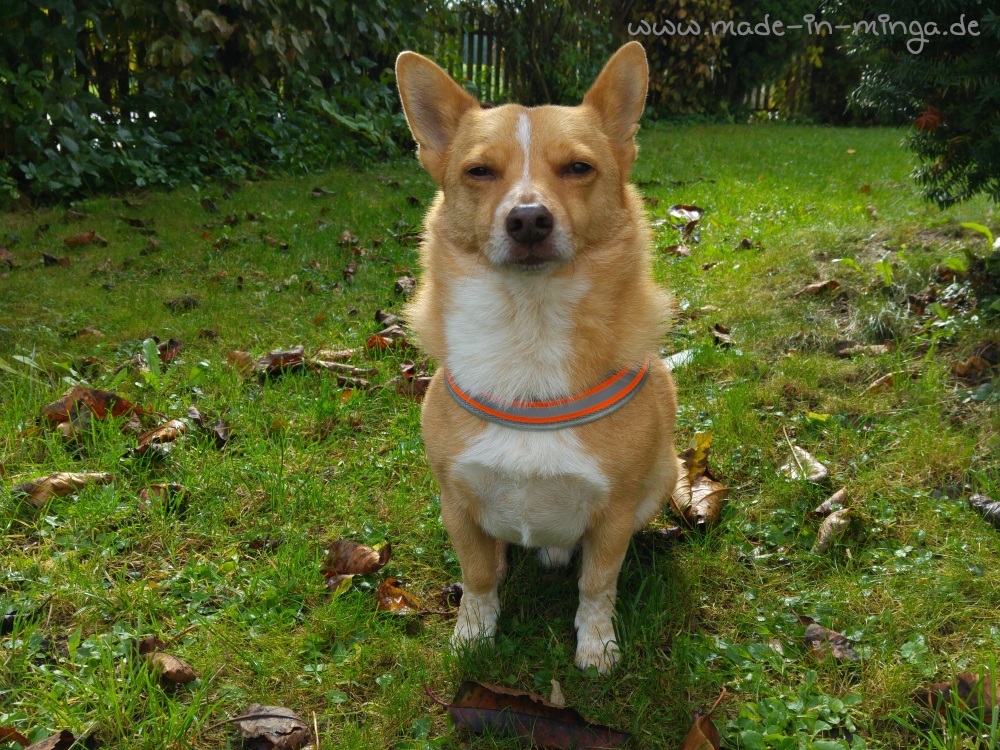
441,493 -> 500,648
574,514 -> 632,673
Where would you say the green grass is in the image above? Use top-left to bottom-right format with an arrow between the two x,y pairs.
1,123 -> 998,749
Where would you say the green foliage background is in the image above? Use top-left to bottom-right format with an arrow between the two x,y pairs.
837,0 -> 1000,206
0,0 -> 438,201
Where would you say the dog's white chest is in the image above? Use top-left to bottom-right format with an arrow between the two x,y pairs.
453,425 -> 609,548
444,272 -> 608,547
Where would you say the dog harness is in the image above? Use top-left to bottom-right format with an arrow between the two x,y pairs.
443,357 -> 650,431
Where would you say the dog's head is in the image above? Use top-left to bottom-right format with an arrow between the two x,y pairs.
396,43 -> 648,273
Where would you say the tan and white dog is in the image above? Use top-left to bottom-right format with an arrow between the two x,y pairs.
395,42 -> 679,673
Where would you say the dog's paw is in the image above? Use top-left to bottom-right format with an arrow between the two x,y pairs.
537,545 -> 574,569
451,589 -> 499,649
574,628 -> 620,674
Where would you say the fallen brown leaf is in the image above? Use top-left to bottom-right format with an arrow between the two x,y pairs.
834,342 -> 891,358
133,419 -> 186,455
23,729 -> 79,750
376,577 -> 422,614
663,244 -> 691,257
668,204 -> 704,223
864,371 -> 897,394
186,406 -> 230,448
0,727 -> 30,746
679,689 -> 726,750
324,540 -> 391,578
395,275 -> 416,298
63,230 -> 96,248
780,445 -> 828,482
440,582 -> 464,608
951,355 -> 992,384
43,385 -> 141,424
711,324 -> 732,347
794,279 -> 840,297
164,296 -> 200,312
343,260 -> 357,282
42,253 -> 71,267
427,680 -> 629,749
12,472 -> 113,507
800,616 -> 860,662
914,672 -> 997,715
313,347 -> 360,362
670,433 -> 729,528
231,704 -> 311,749
137,636 -> 197,685
969,493 -> 1000,530
811,488 -> 846,517
812,508 -> 850,553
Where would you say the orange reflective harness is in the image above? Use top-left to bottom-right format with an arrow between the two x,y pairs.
443,357 -> 650,431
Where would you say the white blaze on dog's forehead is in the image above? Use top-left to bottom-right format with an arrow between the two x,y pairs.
515,112 -> 531,182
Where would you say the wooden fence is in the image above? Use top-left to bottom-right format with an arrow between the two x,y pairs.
434,9 -> 509,103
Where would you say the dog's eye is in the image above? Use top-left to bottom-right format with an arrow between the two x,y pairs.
465,166 -> 494,179
565,162 -> 594,176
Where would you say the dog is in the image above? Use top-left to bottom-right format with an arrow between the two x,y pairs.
394,41 -> 679,673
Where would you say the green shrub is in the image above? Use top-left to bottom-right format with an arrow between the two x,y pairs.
838,0 -> 1000,206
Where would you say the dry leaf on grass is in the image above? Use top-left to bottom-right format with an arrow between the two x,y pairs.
711,324 -> 732,347
668,204 -> 704,223
440,582 -> 463,608
0,727 -> 30,746
780,445 -> 828,482
43,385 -> 142,424
663,244 -> 691,257
670,433 -> 729,528
863,371 -> 897,394
186,406 -> 230,448
42,253 -> 71,267
913,672 -> 997,715
799,616 -> 860,662
812,508 -> 851,553
12,472 -> 113,507
427,680 -> 629,749
679,689 -> 726,750
834,341 -> 891,358
394,275 -> 416,298
343,260 -> 357,282
323,540 -> 391,584
968,493 -> 1000,530
63,230 -> 96,248
231,704 -> 311,750
132,419 -> 186,456
793,279 -> 840,297
137,635 -> 196,685
164,295 -> 200,312
951,355 -> 992,384
376,577 -> 422,614
23,730 -> 83,750
811,488 -> 846,517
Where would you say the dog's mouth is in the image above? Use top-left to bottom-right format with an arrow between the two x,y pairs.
502,242 -> 562,271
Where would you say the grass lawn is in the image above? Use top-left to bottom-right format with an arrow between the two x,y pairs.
1,123 -> 999,749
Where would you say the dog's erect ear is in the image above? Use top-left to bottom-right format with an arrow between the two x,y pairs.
396,51 -> 477,181
583,42 -> 648,152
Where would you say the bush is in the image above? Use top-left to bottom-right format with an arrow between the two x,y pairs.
0,0 -> 435,203
838,0 -> 1000,206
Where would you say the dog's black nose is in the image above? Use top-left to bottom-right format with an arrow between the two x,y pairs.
505,203 -> 553,244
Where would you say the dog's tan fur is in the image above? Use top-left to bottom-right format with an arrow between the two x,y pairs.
395,42 -> 678,672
